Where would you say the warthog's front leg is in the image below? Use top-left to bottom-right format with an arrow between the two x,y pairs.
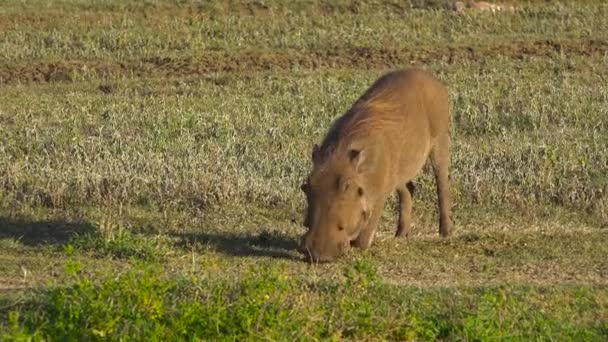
351,197 -> 387,249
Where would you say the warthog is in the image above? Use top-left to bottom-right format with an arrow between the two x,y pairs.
299,68 -> 453,262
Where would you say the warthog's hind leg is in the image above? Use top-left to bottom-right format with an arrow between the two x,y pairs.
430,133 -> 453,237
395,181 -> 415,238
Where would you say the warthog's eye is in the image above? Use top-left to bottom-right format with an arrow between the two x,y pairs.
361,210 -> 369,220
358,187 -> 364,196
338,225 -> 344,231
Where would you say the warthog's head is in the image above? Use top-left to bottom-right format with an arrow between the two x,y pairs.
298,144 -> 372,262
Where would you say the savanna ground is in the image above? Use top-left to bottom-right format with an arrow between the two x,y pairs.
0,0 -> 607,340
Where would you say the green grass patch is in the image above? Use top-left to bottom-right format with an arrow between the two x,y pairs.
2,260 -> 606,340
67,231 -> 167,262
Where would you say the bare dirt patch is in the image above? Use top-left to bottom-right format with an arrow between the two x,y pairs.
2,38 -> 606,85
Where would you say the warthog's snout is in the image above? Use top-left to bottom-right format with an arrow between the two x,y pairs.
297,236 -> 325,263
297,234 -> 349,263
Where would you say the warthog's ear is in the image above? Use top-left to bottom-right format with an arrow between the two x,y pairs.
337,176 -> 350,193
348,148 -> 368,173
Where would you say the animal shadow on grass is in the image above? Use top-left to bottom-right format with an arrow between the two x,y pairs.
173,229 -> 301,260
0,217 -> 95,246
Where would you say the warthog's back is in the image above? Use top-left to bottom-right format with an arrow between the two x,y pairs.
320,68 -> 450,192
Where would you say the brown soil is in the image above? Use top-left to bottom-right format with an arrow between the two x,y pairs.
1,38 -> 606,85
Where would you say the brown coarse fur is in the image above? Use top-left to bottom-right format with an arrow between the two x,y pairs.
299,67 -> 454,262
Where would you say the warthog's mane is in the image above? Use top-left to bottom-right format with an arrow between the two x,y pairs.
315,72 -> 409,174
316,100 -> 401,174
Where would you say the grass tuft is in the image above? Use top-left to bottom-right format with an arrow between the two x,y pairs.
1,0 -> 607,339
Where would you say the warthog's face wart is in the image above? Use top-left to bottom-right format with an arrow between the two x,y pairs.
299,145 -> 370,262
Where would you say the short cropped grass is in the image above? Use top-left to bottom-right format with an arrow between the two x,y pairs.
1,0 -> 607,340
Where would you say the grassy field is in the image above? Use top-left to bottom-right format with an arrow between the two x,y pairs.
1,0 -> 607,340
